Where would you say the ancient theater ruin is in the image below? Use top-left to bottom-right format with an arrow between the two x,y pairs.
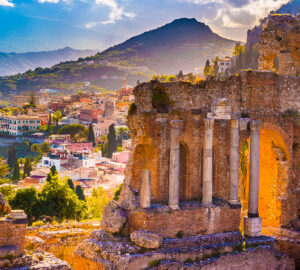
73,14 -> 300,270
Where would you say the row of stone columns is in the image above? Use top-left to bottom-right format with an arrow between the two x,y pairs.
139,118 -> 261,236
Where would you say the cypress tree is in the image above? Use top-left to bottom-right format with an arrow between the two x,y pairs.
50,165 -> 57,176
75,185 -> 86,201
204,59 -> 211,77
67,178 -> 74,191
12,162 -> 20,181
23,157 -> 32,178
88,123 -> 96,147
47,111 -> 52,133
107,124 -> 117,158
7,146 -> 17,169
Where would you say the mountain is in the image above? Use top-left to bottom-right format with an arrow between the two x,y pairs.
0,18 -> 237,96
0,47 -> 99,76
102,18 -> 236,74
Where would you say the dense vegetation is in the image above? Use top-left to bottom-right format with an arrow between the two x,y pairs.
0,166 -> 110,225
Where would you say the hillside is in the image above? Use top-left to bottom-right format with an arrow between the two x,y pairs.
0,18 -> 237,97
0,47 -> 98,76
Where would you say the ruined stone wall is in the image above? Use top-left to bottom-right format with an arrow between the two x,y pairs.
126,203 -> 240,237
0,218 -> 26,253
258,14 -> 300,76
128,70 -> 299,226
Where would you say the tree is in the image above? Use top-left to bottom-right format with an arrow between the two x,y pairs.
67,178 -> 74,191
23,157 -> 32,178
107,124 -> 117,158
58,124 -> 87,139
88,123 -> 96,147
204,59 -> 211,77
7,145 -> 17,169
0,158 -> 10,178
39,142 -> 51,154
116,127 -> 129,146
177,70 -> 184,80
75,185 -> 86,201
53,110 -> 62,130
0,185 -> 15,202
31,144 -> 40,159
50,165 -> 57,176
11,162 -> 20,181
10,187 -> 39,224
87,187 -> 109,219
47,111 -> 52,133
38,177 -> 86,221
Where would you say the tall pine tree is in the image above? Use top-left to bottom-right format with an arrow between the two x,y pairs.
12,162 -> 20,181
75,185 -> 86,201
88,123 -> 96,147
7,145 -> 17,169
107,124 -> 117,158
23,157 -> 32,178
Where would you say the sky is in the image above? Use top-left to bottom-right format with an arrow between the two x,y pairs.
0,0 -> 291,53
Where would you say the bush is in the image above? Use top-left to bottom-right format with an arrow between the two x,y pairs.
113,184 -> 122,201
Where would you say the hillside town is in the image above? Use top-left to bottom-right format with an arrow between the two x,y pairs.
0,0 -> 299,268
0,79 -> 134,198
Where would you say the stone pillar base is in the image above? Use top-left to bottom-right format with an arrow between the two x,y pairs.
244,217 -> 262,237
228,201 -> 241,209
169,204 -> 179,210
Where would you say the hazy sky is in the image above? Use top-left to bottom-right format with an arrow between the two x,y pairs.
0,0 -> 290,52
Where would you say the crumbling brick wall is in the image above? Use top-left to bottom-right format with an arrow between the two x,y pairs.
0,218 -> 26,253
258,14 -> 300,76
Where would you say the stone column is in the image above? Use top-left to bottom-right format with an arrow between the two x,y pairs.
140,169 -> 151,208
244,120 -> 262,237
229,119 -> 240,206
156,118 -> 168,202
203,118 -> 214,205
168,120 -> 182,210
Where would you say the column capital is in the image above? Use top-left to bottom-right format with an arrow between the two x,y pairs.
250,120 -> 261,131
204,118 -> 214,129
170,120 -> 183,129
230,119 -> 239,129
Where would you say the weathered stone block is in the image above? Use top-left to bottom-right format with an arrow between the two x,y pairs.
244,217 -> 262,237
101,200 -> 127,233
0,245 -> 21,259
130,230 -> 162,249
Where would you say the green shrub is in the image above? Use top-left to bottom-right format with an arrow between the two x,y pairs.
149,259 -> 161,267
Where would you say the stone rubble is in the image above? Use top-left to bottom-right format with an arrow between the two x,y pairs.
130,230 -> 162,249
101,200 -> 127,233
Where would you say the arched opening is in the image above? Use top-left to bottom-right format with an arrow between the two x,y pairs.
239,129 -> 289,229
179,143 -> 189,201
131,144 -> 159,200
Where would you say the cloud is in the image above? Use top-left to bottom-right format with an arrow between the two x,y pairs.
95,0 -> 135,24
180,0 -> 290,29
38,0 -> 72,3
0,0 -> 14,7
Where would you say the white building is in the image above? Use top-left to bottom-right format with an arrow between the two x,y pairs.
217,57 -> 233,73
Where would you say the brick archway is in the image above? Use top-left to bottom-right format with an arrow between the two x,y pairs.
239,125 -> 291,229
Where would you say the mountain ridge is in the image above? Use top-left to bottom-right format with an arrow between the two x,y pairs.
0,47 -> 99,77
0,18 -> 237,96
